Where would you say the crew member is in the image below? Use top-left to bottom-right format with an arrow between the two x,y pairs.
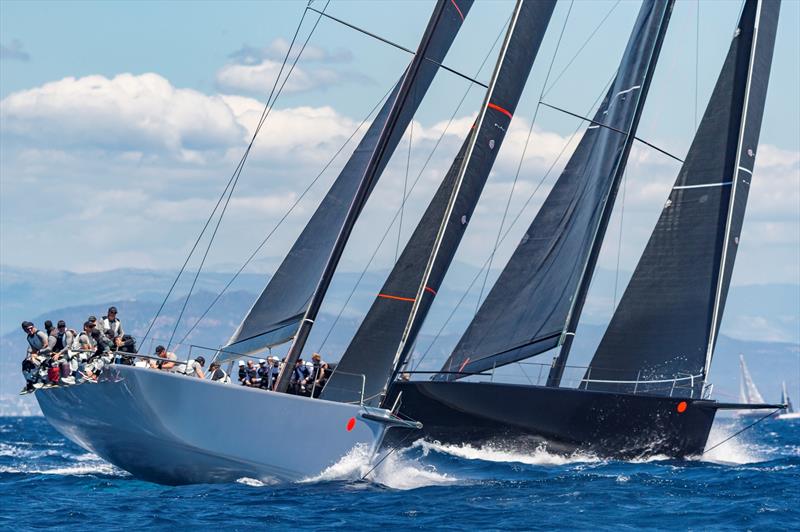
185,356 -> 206,379
21,321 -> 48,392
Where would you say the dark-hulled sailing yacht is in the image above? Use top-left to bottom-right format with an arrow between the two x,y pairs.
325,0 -> 784,458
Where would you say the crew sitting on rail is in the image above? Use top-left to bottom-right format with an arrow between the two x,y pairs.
102,306 -> 123,341
155,345 -> 178,371
184,356 -> 206,379
310,353 -> 329,397
21,321 -> 50,392
257,359 -> 271,389
290,358 -> 311,395
209,361 -> 231,383
269,357 -> 281,390
237,360 -> 246,384
242,360 -> 259,387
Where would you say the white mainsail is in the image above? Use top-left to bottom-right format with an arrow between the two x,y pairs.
738,354 -> 765,404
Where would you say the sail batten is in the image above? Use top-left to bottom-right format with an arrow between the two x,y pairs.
322,0 -> 557,406
225,0 -> 473,359
584,0 -> 780,397
440,0 -> 675,379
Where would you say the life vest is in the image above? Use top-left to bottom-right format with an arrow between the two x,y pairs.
103,317 -> 122,338
53,331 -> 67,352
26,331 -> 48,352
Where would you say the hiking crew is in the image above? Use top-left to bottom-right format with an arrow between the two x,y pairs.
19,305 -> 337,398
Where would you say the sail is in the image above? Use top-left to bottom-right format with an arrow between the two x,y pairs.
440,0 -> 674,377
225,0 -> 473,356
739,355 -> 766,404
322,0 -> 557,406
584,0 -> 780,396
781,382 -> 794,414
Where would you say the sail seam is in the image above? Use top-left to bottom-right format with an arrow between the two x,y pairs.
487,102 -> 513,119
377,293 -> 416,302
673,181 -> 733,190
704,0 -> 762,381
450,0 -> 465,21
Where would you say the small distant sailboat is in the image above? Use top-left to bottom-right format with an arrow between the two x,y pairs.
777,381 -> 799,420
737,354 -> 770,419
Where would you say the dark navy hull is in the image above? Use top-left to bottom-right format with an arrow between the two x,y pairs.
385,381 -> 718,458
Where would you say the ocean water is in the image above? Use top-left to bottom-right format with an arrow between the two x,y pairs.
0,416 -> 798,530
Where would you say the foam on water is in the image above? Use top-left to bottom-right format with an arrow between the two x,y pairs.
699,420 -> 763,465
302,444 -> 455,490
414,439 -> 602,466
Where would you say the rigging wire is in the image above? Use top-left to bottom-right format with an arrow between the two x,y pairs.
695,0 -> 700,132
397,120 -> 413,262
140,3 -> 318,350
701,408 -> 781,455
541,0 -> 622,99
612,167 -> 627,311
476,0 -> 575,311
164,1 -> 332,350
176,81 -> 397,346
315,13 -> 513,354
307,7 -> 489,89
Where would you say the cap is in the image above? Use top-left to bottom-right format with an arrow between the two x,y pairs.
238,360 -> 245,366
108,306 -> 118,314
209,361 -> 220,368
259,359 -> 266,364
88,315 -> 97,322
44,320 -> 53,329
155,345 -> 165,354
21,321 -> 34,330
57,320 -> 66,328
196,356 -> 205,365
83,321 -> 95,329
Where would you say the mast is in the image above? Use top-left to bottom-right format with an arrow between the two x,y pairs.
704,0 -> 763,381
545,0 -> 674,387
274,0 -> 471,393
321,0 -> 556,406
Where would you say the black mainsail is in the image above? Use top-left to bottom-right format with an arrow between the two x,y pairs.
322,0 -> 557,406
584,0 -> 780,397
439,0 -> 674,379
225,0 -> 473,359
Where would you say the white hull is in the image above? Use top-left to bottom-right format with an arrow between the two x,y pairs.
776,412 -> 800,420
35,365 -> 391,485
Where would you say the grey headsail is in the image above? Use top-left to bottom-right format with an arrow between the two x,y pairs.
584,0 -> 780,397
322,0 -> 557,406
440,0 -> 674,379
225,0 -> 473,357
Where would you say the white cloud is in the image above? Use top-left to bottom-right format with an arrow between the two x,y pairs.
1,73 -> 245,158
0,71 -> 797,288
216,60 -> 343,96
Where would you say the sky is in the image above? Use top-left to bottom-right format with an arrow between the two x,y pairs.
1,0 -> 798,299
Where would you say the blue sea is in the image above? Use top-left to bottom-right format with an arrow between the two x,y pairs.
0,416 -> 797,530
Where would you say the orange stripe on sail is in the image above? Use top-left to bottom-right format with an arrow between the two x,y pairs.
487,102 -> 513,119
458,357 -> 471,373
450,0 -> 465,21
424,286 -> 437,295
377,293 -> 416,302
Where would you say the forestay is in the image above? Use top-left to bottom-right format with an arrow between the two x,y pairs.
584,0 -> 780,397
224,0 -> 474,357
440,0 -> 674,378
323,0 -> 557,406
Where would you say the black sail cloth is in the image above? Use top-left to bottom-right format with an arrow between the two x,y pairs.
225,0 -> 474,357
584,0 -> 780,397
440,0 -> 674,378
322,0 -> 557,407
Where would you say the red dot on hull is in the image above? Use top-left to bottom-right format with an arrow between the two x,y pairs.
676,401 -> 688,413
346,417 -> 356,431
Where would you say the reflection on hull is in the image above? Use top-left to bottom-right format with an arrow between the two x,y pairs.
386,381 -> 718,458
36,365 -> 386,485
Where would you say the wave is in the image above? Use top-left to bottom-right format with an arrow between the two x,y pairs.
302,444 -> 456,490
698,422 -> 764,465
414,439 -> 602,466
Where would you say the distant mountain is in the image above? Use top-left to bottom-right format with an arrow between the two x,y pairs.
2,264 -> 798,415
